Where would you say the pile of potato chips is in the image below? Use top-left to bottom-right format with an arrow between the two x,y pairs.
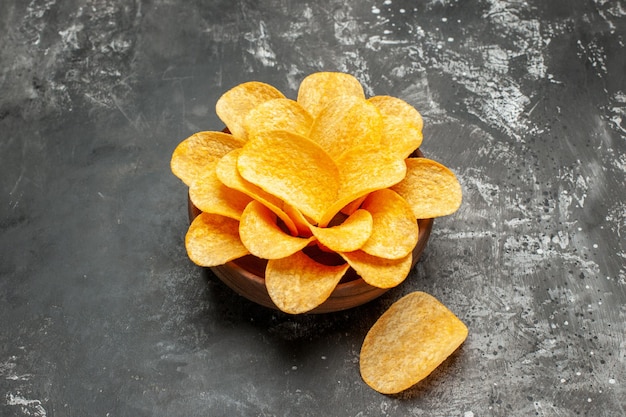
172,72 -> 468,394
171,72 -> 462,315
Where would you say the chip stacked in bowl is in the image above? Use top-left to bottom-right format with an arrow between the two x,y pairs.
171,72 -> 462,315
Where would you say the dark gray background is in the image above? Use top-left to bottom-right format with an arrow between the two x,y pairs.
1,0 -> 624,416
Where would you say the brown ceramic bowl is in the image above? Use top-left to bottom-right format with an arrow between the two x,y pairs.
187,150 -> 433,313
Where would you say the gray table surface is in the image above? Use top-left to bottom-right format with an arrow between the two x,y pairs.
1,1 -> 625,416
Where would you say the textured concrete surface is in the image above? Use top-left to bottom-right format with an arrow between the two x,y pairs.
1,1 -> 624,416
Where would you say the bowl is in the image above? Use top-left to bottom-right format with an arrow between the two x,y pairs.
187,150 -> 433,313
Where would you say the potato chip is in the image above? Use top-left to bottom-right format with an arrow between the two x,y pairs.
308,96 -> 383,159
216,149 -> 299,236
283,203 -> 314,238
320,146 -> 407,227
360,189 -> 419,259
340,195 -> 367,216
188,162 -> 252,220
360,291 -> 468,394
265,251 -> 350,314
297,72 -> 365,119
340,250 -> 413,289
171,131 -> 245,186
309,209 -> 373,252
244,98 -> 313,139
237,130 -> 340,225
368,95 -> 424,159
216,81 -> 285,140
185,212 -> 249,266
391,158 -> 462,219
239,201 -> 313,259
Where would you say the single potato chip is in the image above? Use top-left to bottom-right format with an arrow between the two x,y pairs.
188,162 -> 252,220
360,189 -> 419,259
265,251 -> 350,314
308,95 -> 383,159
237,130 -> 340,225
340,195 -> 367,216
391,158 -> 462,219
216,81 -> 285,140
340,250 -> 413,289
216,149 -> 299,236
360,291 -> 468,394
320,146 -> 407,227
239,201 -> 313,259
185,212 -> 249,266
368,95 -> 424,159
244,98 -> 313,139
171,131 -> 245,186
297,72 -> 365,119
283,203 -> 314,238
309,209 -> 373,252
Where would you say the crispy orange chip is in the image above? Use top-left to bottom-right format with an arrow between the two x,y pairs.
321,146 -> 407,226
216,81 -> 285,140
216,149 -> 299,236
309,209 -> 373,252
237,130 -> 340,225
244,98 -> 313,139
171,131 -> 245,186
340,250 -> 413,289
360,189 -> 419,259
392,158 -> 462,219
308,95 -> 383,159
265,251 -> 350,314
188,162 -> 252,220
297,72 -> 365,119
368,95 -> 424,159
239,201 -> 313,259
283,203 -> 314,238
340,195 -> 367,216
360,291 -> 468,394
185,213 -> 249,266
